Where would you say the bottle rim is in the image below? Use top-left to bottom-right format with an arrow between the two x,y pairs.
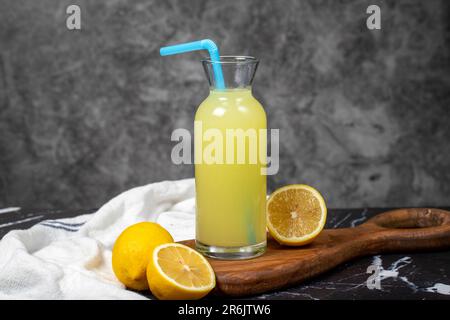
201,56 -> 259,65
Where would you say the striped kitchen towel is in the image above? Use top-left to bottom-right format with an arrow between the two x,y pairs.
0,179 -> 196,299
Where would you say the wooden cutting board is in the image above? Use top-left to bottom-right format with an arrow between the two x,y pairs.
182,208 -> 450,297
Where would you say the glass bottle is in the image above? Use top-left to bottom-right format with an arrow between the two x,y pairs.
195,56 -> 267,259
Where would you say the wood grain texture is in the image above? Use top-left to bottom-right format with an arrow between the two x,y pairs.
183,208 -> 450,297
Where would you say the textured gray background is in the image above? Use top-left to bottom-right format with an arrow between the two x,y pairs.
0,0 -> 449,209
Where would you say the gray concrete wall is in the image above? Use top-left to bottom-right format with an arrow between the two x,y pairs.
0,0 -> 449,209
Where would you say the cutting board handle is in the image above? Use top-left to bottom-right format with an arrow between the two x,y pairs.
358,208 -> 450,252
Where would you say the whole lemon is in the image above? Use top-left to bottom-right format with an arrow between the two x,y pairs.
112,222 -> 173,290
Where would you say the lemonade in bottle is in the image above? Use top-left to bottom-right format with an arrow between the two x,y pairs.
160,41 -> 267,259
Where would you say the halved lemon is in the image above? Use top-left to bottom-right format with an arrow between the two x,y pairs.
147,243 -> 216,300
267,184 -> 327,246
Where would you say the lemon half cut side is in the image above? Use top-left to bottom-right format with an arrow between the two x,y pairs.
267,184 -> 327,246
147,243 -> 216,300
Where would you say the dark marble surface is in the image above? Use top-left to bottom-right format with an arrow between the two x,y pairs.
1,0 -> 450,210
1,207 -> 449,300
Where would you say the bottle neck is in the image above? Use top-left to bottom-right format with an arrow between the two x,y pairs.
202,56 -> 259,90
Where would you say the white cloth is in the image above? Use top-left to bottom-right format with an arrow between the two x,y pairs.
0,179 -> 196,299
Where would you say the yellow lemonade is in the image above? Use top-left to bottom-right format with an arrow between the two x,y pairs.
195,88 -> 267,257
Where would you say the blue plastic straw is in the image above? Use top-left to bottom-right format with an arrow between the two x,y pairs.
160,39 -> 225,89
